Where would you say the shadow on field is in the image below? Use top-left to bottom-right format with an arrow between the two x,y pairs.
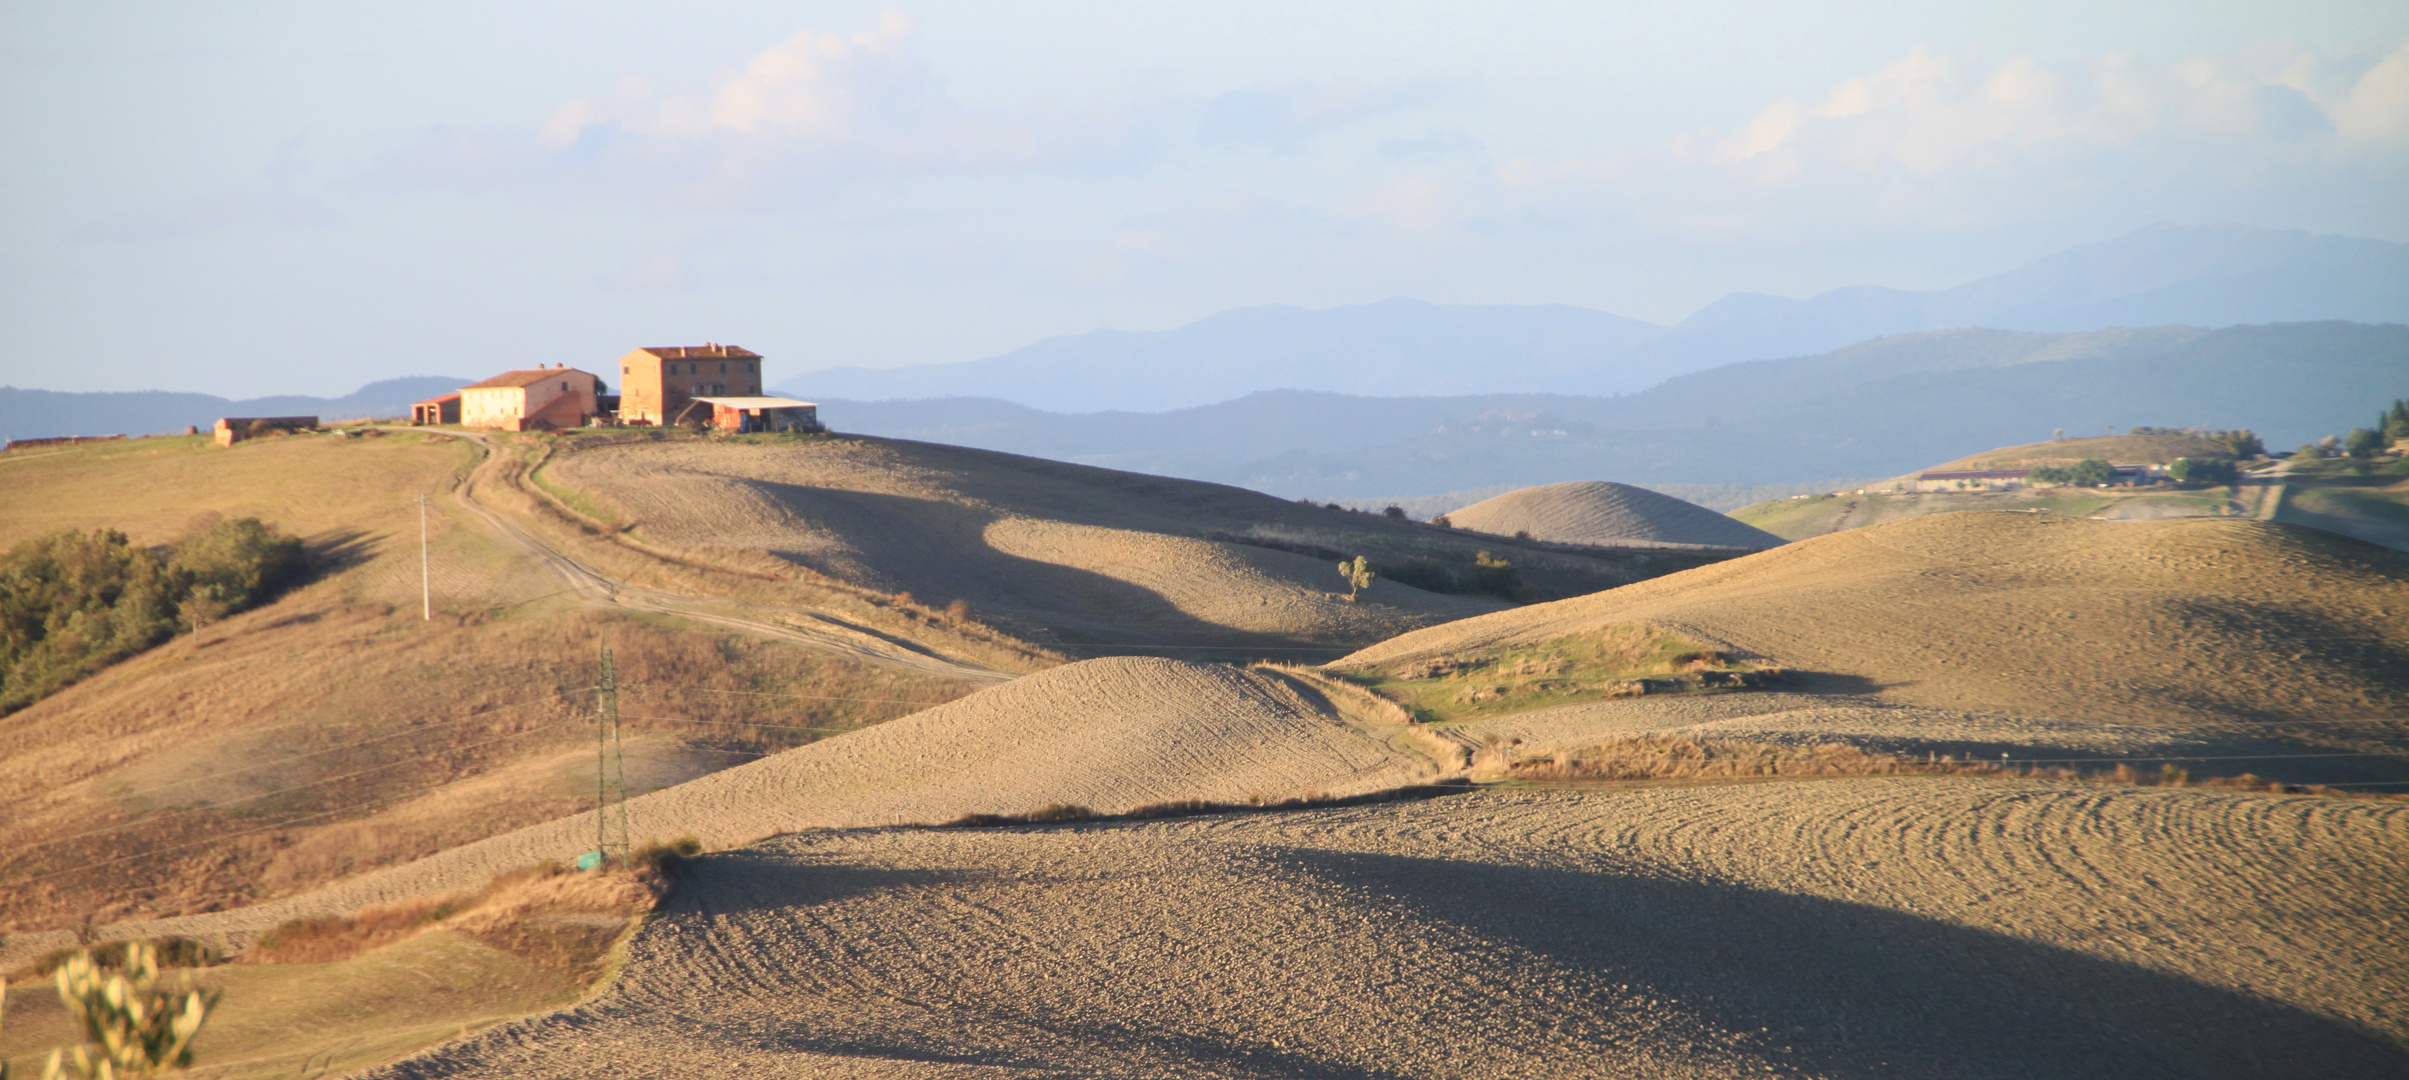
663,851 -> 977,917
1280,848 -> 2409,1080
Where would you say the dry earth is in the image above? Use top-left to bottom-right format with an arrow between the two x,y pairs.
1444,480 -> 1784,550
0,433 -> 984,931
545,437 -> 1700,658
0,657 -> 1423,965
1339,512 -> 2409,778
364,781 -> 2409,1079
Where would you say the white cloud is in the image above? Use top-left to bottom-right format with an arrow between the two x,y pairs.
2334,41 -> 2409,143
396,15 -> 1440,208
395,12 -> 1169,206
1704,43 -> 2403,183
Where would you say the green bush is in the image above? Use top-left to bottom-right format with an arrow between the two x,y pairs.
2028,458 -> 2117,487
2168,457 -> 2237,485
0,518 -> 303,713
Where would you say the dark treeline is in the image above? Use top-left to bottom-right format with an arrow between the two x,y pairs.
0,519 -> 303,713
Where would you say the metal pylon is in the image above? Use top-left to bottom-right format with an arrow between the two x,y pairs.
595,638 -> 630,864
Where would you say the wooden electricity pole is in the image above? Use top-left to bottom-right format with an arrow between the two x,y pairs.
417,494 -> 432,621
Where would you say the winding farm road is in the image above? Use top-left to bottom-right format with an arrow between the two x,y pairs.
407,428 -> 1013,683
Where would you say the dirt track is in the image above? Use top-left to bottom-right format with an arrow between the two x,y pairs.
367,780 -> 2409,1079
548,438 -> 1514,656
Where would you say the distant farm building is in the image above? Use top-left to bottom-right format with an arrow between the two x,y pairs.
5,434 -> 125,452
411,392 -> 461,425
693,396 -> 823,434
616,344 -> 763,427
1914,464 -> 2159,492
215,416 -> 316,446
1913,469 -> 2033,492
459,365 -> 601,431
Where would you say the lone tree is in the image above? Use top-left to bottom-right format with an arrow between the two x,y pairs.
1337,556 -> 1375,602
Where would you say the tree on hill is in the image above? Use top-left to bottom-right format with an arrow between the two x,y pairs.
2169,457 -> 2238,485
2346,427 -> 2384,458
1337,556 -> 1375,601
0,519 -> 303,713
2384,399 -> 2409,442
2028,459 -> 2117,487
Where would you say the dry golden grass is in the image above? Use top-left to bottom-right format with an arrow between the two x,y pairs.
1339,512 -> 2409,753
1927,433 -> 2238,471
1495,734 -> 2389,793
0,435 -> 984,935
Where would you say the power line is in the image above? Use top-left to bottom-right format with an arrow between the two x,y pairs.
3,722 -> 579,859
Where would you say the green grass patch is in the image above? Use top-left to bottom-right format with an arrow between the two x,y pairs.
1342,624 -> 1781,723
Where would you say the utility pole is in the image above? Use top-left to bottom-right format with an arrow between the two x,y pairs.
593,637 -> 629,866
417,494 -> 431,621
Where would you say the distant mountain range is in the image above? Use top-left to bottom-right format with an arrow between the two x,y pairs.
821,321 -> 2409,498
0,377 -> 465,443
779,224 -> 2408,412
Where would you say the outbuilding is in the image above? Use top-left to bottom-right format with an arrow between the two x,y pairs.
459,365 -> 601,431
411,392 -> 461,425
688,396 -> 823,434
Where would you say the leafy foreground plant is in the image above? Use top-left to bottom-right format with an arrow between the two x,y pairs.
38,942 -> 217,1079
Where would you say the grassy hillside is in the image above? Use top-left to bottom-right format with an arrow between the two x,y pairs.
545,434 -> 1731,659
1926,433 -> 2238,470
0,433 -> 984,932
1338,512 -> 2409,751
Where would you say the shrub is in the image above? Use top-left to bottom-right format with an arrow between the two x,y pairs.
1430,514 -> 1452,528
2028,458 -> 2116,487
1336,556 -> 1374,601
42,942 -> 218,1079
2168,457 -> 2237,484
1467,551 -> 1531,602
1381,505 -> 1408,520
2346,427 -> 2385,458
633,835 -> 704,879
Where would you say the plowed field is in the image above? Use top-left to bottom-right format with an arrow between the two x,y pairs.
366,780 -> 2409,1079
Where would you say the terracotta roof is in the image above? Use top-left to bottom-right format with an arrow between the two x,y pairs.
633,345 -> 761,360
461,368 -> 594,390
412,392 -> 461,406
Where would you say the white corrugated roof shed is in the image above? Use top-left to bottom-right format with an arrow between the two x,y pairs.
691,396 -> 819,408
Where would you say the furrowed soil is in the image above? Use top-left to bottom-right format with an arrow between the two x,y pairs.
364,781 -> 2409,1079
1338,512 -> 2409,780
543,436 -> 1715,659
0,656 -> 1422,964
1444,480 -> 1784,549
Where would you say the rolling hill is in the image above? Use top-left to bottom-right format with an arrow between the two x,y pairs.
543,435 -> 1730,658
1442,481 -> 1785,550
1338,511 -> 2409,749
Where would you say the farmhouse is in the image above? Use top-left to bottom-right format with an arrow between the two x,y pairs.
616,344 -> 763,426
411,392 -> 461,425
459,365 -> 600,431
692,396 -> 823,433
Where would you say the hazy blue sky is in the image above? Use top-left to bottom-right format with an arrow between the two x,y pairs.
4,1 -> 2405,397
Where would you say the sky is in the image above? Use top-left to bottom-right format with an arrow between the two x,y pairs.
3,1 -> 2406,398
